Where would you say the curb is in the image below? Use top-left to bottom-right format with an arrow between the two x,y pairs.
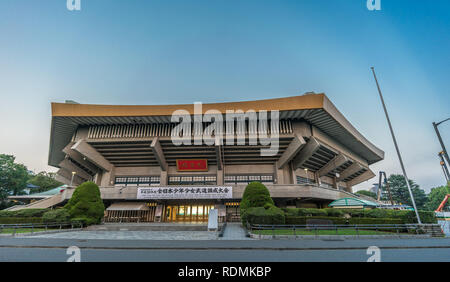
249,234 -> 432,240
1,228 -> 85,237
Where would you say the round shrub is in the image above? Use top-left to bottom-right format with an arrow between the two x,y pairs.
240,182 -> 274,225
240,182 -> 274,210
42,209 -> 71,224
64,181 -> 105,225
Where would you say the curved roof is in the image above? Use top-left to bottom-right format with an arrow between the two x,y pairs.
48,93 -> 384,167
328,197 -> 379,207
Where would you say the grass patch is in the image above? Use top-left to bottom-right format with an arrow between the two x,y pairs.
0,228 -> 47,234
251,228 -> 396,236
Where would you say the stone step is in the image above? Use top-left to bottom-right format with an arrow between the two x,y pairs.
87,223 -> 208,231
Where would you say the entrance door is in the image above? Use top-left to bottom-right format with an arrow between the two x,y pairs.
165,204 -> 214,222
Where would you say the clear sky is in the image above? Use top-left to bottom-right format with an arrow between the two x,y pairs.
0,0 -> 448,192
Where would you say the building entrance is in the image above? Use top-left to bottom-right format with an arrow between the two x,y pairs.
165,204 -> 215,222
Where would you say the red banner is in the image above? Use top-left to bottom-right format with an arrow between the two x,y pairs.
176,159 -> 208,171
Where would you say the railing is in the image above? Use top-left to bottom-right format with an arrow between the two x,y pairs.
0,222 -> 84,236
247,223 -> 427,238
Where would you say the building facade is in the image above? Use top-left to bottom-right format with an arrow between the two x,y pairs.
48,93 -> 384,222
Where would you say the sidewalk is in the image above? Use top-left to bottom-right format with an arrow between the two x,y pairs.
220,223 -> 252,240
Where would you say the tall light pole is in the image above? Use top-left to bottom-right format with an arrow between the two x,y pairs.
433,118 -> 450,168
438,152 -> 450,182
70,171 -> 76,187
370,67 -> 422,224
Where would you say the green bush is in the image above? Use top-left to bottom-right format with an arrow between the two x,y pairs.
246,206 -> 285,225
42,209 -> 71,224
323,208 -> 344,217
280,208 -> 327,217
400,210 -> 437,224
0,208 -> 49,218
70,217 -> 89,227
348,217 -> 403,225
240,182 -> 274,225
285,216 -> 348,225
285,216 -> 404,226
0,211 -> 14,218
0,217 -> 42,224
64,181 -> 104,226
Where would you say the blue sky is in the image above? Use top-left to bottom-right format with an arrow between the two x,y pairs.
0,0 -> 448,192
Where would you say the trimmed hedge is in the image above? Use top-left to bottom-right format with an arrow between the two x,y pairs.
285,216 -> 403,225
42,209 -> 71,224
0,217 -> 43,224
0,209 -> 49,218
286,216 -> 346,225
246,206 -> 285,225
282,208 -> 328,217
281,208 -> 437,224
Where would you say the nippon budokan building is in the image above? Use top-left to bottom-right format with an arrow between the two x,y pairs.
46,93 -> 384,223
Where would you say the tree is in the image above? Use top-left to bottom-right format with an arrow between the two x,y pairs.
356,190 -> 377,199
240,182 -> 275,225
28,171 -> 63,192
426,184 -> 450,211
387,174 -> 428,210
0,154 -> 29,203
64,181 -> 104,225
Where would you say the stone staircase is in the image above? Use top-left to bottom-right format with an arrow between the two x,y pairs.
86,223 -> 209,231
421,224 -> 445,237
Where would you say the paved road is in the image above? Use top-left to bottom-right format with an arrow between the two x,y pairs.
1,246 -> 450,262
1,237 -> 449,262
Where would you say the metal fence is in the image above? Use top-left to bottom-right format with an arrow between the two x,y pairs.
247,223 -> 426,238
0,222 -> 84,236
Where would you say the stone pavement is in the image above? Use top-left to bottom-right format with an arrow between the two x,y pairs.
29,230 -> 218,240
220,222 -> 252,240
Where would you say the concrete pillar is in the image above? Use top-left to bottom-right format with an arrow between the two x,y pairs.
160,170 -> 168,185
217,169 -> 224,185
274,163 -> 285,184
100,166 -> 116,187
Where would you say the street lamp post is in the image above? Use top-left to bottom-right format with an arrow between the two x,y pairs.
304,168 -> 309,184
70,171 -> 76,187
370,67 -> 422,224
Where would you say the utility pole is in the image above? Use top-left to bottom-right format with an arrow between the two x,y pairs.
433,119 -> 450,167
370,67 -> 422,224
439,152 -> 450,182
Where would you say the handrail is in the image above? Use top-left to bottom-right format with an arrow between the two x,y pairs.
0,221 -> 84,236
247,223 -> 429,236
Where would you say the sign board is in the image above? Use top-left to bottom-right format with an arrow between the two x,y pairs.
208,209 -> 218,231
176,159 -> 208,171
155,205 -> 163,217
137,186 -> 233,200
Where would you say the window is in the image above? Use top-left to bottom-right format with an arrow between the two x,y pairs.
114,176 -> 160,186
224,174 -> 274,185
168,175 -> 217,185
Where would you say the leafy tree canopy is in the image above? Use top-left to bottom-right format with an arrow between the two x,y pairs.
356,190 -> 377,199
0,154 -> 29,201
387,174 -> 428,210
28,171 -> 63,193
426,184 -> 450,211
